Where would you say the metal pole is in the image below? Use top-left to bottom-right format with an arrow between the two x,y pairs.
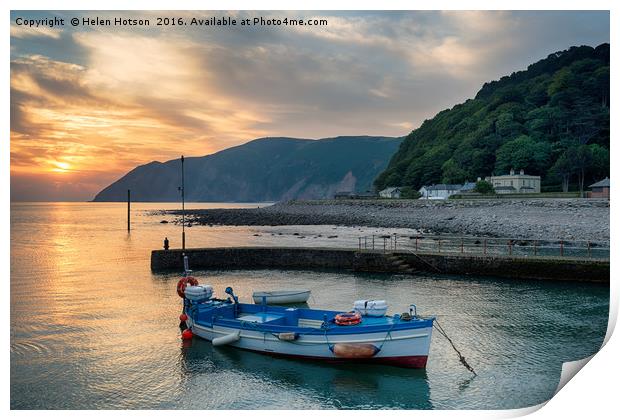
127,189 -> 131,231
181,155 -> 186,250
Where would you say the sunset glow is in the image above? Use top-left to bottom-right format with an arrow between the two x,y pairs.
10,10 -> 609,201
51,161 -> 71,172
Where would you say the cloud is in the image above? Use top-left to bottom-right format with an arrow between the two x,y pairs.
10,25 -> 62,40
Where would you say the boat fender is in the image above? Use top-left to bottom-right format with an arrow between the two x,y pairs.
179,313 -> 188,322
334,311 -> 362,326
177,276 -> 199,298
181,329 -> 194,340
277,332 -> 299,341
212,330 -> 241,346
329,343 -> 380,358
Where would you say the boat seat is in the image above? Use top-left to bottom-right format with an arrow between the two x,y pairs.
298,318 -> 324,328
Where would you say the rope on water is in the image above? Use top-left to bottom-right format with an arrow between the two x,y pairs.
433,318 -> 477,376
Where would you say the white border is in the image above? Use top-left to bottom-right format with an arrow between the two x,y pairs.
3,1 -> 617,419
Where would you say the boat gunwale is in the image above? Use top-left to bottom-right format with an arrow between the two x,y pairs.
190,302 -> 435,335
252,290 -> 311,297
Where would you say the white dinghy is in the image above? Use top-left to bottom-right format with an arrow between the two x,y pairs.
252,290 -> 311,305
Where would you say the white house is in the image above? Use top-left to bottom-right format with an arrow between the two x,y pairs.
379,187 -> 402,198
419,184 -> 462,199
486,169 -> 541,194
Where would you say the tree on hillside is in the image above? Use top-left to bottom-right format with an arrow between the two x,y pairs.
570,144 -> 593,196
549,152 -> 573,193
494,135 -> 551,175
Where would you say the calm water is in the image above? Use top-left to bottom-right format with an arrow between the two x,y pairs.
10,202 -> 609,409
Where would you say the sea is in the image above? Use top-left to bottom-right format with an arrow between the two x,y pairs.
10,202 -> 609,409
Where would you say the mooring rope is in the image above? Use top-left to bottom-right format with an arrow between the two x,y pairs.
433,318 -> 477,376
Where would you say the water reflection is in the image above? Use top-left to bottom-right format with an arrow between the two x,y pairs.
179,339 -> 433,409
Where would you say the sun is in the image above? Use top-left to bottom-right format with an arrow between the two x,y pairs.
51,161 -> 72,173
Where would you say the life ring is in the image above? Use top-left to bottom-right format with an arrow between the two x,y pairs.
335,311 -> 362,326
177,276 -> 199,298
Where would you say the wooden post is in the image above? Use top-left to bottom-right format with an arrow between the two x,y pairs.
508,240 -> 512,256
181,155 -> 186,250
587,241 -> 591,258
560,240 -> 564,257
372,235 -> 375,250
415,237 -> 418,251
461,238 -> 464,253
127,189 -> 131,231
484,239 -> 487,255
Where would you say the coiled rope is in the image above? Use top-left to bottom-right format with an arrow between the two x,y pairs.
433,318 -> 477,376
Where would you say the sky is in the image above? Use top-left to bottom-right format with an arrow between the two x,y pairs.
10,10 -> 609,201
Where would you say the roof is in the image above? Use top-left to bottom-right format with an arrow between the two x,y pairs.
380,187 -> 401,194
589,177 -> 610,188
422,184 -> 463,191
460,182 -> 476,191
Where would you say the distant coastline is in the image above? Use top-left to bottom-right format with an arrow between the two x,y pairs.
162,198 -> 610,242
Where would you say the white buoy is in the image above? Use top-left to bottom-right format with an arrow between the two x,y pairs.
212,330 -> 240,346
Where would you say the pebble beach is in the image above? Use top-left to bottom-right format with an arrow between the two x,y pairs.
166,198 -> 610,242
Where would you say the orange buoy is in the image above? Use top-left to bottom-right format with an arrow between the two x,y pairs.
181,329 -> 194,340
179,313 -> 188,321
334,311 -> 362,326
177,276 -> 199,298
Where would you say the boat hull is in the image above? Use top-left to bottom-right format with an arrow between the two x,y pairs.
189,321 -> 433,368
226,347 -> 429,368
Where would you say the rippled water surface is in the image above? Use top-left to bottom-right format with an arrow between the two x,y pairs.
10,202 -> 609,409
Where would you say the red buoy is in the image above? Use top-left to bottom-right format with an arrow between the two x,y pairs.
181,329 -> 193,340
179,313 -> 188,321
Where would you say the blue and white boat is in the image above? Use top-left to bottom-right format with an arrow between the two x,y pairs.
178,280 -> 435,369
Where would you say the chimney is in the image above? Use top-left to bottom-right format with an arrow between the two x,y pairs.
510,168 -> 515,176
520,169 -> 524,175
